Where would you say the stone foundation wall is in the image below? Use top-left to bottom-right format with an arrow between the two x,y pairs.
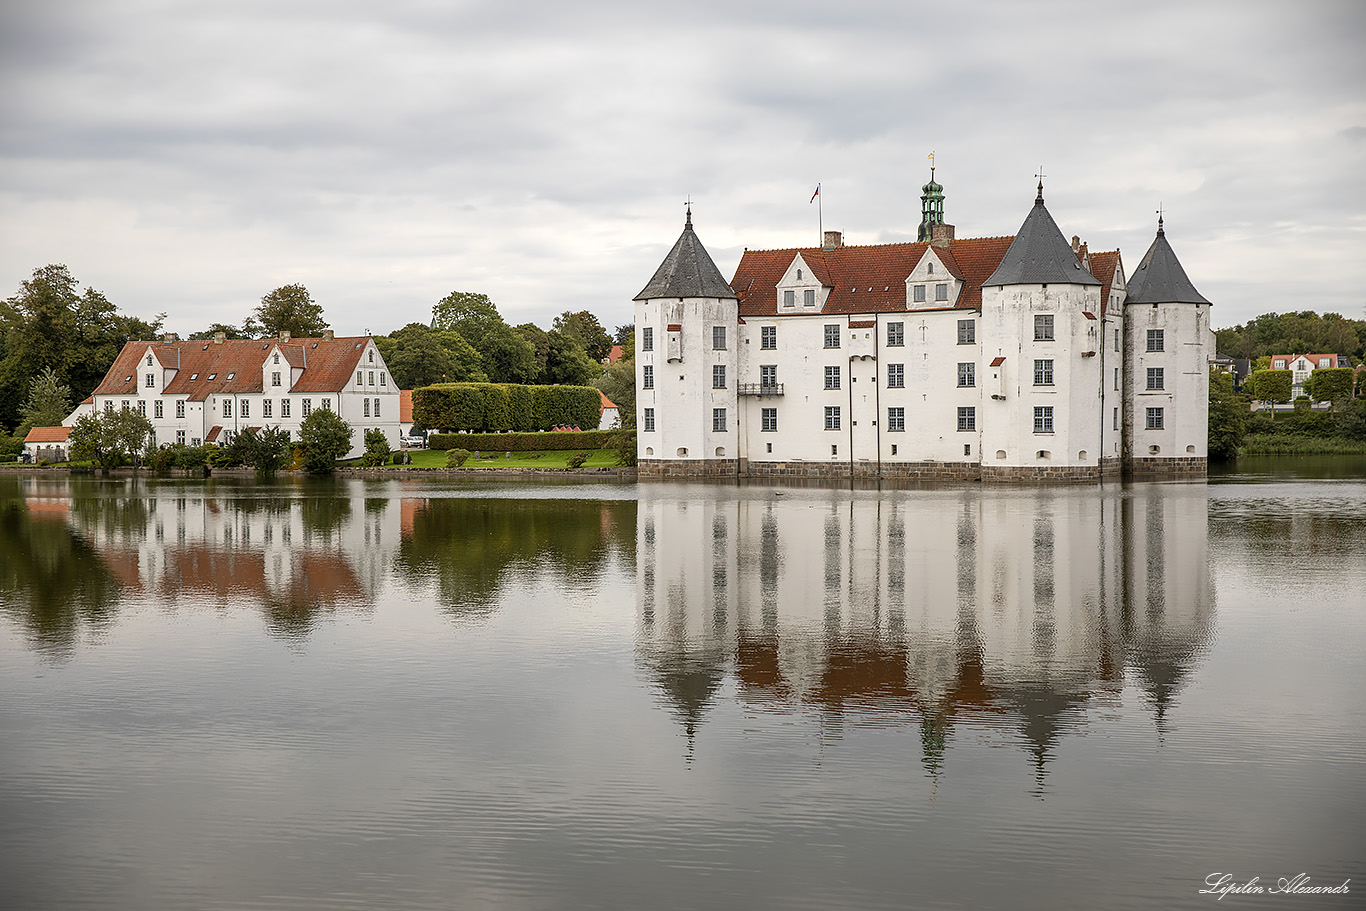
1100,457 -> 1122,479
980,464 -> 1102,483
740,460 -> 980,481
638,459 -> 740,479
1124,456 -> 1207,478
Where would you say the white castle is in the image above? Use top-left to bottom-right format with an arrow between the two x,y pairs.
633,176 -> 1213,480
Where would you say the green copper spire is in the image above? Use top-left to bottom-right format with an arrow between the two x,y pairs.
917,155 -> 945,242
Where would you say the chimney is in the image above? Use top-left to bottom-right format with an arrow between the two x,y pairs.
322,330 -> 333,341
278,329 -> 291,342
213,331 -> 225,344
931,223 -> 955,248
162,332 -> 177,344
1071,235 -> 1081,253
822,230 -> 843,251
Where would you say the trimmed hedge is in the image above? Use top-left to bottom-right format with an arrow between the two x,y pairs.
413,382 -> 601,433
429,429 -> 632,453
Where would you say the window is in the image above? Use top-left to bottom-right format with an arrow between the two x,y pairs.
887,364 -> 904,388
302,399 -> 312,416
268,371 -> 279,387
1114,368 -> 1119,391
887,407 -> 905,432
761,407 -> 777,431
713,408 -> 727,432
1034,314 -> 1054,341
146,373 -> 155,387
374,398 -> 381,418
824,406 -> 841,430
642,327 -> 653,351
175,400 -> 185,419
927,262 -> 934,275
957,407 -> 976,432
321,399 -> 330,411
281,400 -> 291,418
105,401 -> 114,412
121,400 -> 129,410
356,372 -> 363,386
784,290 -> 795,308
263,400 -> 272,418
364,399 -> 371,418
804,289 -> 815,307
797,269 -> 802,280
1147,407 -> 1164,430
824,324 -> 840,348
761,326 -> 776,349
368,371 -> 375,385
137,400 -> 146,414
957,320 -> 975,345
760,365 -> 777,388
146,354 -> 153,366
825,366 -> 841,390
220,399 -> 231,417
380,373 -> 387,387
154,400 -> 164,419
642,365 -> 654,389
1114,329 -> 1120,351
1147,329 -> 1164,352
713,364 -> 726,389
226,372 -> 235,380
643,407 -> 655,431
368,350 -> 374,363
1273,359 -> 1286,369
1034,406 -> 1054,433
935,283 -> 948,302
913,284 -> 926,303
1147,367 -> 1164,390
176,430 -> 185,445
273,353 -> 280,365
713,326 -> 726,350
887,322 -> 904,346
1113,407 -> 1119,430
957,362 -> 975,387
1034,359 -> 1054,386
241,400 -> 249,418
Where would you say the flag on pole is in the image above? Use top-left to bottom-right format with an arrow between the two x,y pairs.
810,184 -> 820,203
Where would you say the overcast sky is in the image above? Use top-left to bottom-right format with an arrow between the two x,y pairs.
2,0 -> 1363,337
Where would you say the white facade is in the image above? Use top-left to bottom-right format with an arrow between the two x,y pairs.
636,189 -> 1211,479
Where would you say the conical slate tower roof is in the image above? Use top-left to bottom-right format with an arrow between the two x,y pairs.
984,183 -> 1100,287
1126,219 -> 1210,305
634,209 -> 737,301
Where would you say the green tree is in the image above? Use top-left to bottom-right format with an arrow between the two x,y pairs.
1304,368 -> 1354,406
69,408 -> 155,469
362,428 -> 392,467
478,322 -> 538,383
515,323 -> 550,380
553,310 -> 613,362
299,407 -> 353,474
188,322 -> 247,340
1244,369 -> 1292,405
374,323 -> 486,388
431,291 -> 502,346
254,284 -> 328,338
613,323 -> 635,361
226,426 -> 292,476
17,367 -> 71,435
594,358 -> 635,429
1207,370 -> 1246,460
542,331 -> 597,386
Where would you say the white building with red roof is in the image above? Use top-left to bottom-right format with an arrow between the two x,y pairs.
22,426 -> 72,463
77,330 -> 401,459
634,174 -> 1212,480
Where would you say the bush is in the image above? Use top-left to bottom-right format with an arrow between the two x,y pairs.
149,445 -> 178,473
363,428 -> 391,468
412,382 -> 601,432
446,448 -> 471,467
607,429 -> 638,466
428,429 -> 629,452
565,451 -> 591,469
174,444 -> 215,470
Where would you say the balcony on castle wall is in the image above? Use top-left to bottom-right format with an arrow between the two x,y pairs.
738,383 -> 784,396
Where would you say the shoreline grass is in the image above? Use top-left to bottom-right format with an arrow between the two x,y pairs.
344,447 -> 625,470
1240,434 -> 1366,455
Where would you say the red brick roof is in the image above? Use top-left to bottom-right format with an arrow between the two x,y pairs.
731,236 -> 1015,317
92,337 -> 370,402
1085,250 -> 1121,317
24,426 -> 70,443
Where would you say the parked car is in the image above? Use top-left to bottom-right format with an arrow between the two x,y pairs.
399,431 -> 427,449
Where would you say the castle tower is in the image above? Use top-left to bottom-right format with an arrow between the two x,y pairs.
916,166 -> 946,242
1122,217 -> 1212,476
978,182 -> 1105,480
634,208 -> 739,477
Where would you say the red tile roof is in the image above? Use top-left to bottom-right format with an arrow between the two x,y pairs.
607,345 -> 625,364
400,389 -> 413,424
92,337 -> 370,402
24,426 -> 70,443
1085,251 -> 1121,317
205,426 -> 224,442
731,236 -> 1015,317
599,390 -> 618,411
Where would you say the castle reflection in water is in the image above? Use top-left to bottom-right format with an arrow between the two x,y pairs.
636,485 -> 1215,776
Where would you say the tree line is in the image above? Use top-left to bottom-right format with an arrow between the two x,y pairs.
1215,310 -> 1366,363
1,264 -> 634,455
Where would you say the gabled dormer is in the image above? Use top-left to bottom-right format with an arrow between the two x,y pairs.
264,345 -> 292,393
775,254 -> 829,312
904,247 -> 961,309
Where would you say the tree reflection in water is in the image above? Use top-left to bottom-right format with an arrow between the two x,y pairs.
637,486 -> 1217,782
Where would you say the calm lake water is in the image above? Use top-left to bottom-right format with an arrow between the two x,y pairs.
3,461 -> 1364,910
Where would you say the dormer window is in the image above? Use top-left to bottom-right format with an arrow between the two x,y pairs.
273,354 -> 280,365
368,350 -> 374,363
784,290 -> 795,308
146,355 -> 153,366
927,262 -> 934,275
797,269 -> 803,280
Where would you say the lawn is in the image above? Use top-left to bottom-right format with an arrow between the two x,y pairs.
352,447 -> 627,469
